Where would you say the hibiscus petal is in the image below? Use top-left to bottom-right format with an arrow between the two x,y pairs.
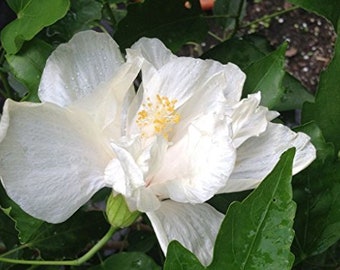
231,92 -> 279,148
106,136 -> 167,212
220,123 -> 316,193
105,142 -> 145,197
144,59 -> 244,108
39,30 -> 124,106
146,200 -> 224,266
69,61 -> 141,139
0,100 -> 113,223
151,113 -> 236,204
128,38 -> 245,110
129,37 -> 176,70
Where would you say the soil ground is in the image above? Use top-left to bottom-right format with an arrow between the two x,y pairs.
242,0 -> 335,93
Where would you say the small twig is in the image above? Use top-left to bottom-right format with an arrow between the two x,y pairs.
241,5 -> 299,29
0,226 -> 117,266
208,31 -> 224,42
0,48 -> 15,99
104,1 -> 117,28
230,0 -> 246,37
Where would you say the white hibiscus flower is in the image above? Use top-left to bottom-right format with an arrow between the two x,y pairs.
0,31 -> 316,266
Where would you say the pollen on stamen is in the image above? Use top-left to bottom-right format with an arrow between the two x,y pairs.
136,94 -> 181,139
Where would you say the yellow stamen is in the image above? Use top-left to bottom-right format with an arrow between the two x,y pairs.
136,94 -> 181,139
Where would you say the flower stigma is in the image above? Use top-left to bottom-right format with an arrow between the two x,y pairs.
136,94 -> 180,139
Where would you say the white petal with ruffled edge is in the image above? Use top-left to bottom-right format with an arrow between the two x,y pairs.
219,122 -> 316,193
129,38 -> 176,70
146,200 -> 224,266
0,100 -> 113,223
69,60 -> 142,139
150,113 -> 236,203
230,92 -> 279,148
39,30 -> 124,107
105,142 -> 145,197
128,38 -> 245,111
105,135 -> 168,212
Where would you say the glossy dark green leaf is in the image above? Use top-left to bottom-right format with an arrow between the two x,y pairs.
243,43 -> 287,108
89,252 -> 161,270
292,121 -> 338,264
208,190 -> 251,214
47,0 -> 103,42
213,0 -> 247,31
1,0 -> 70,54
164,241 -> 205,270
0,184 -> 109,259
26,211 -> 110,259
201,35 -> 268,68
114,0 -> 208,52
293,159 -> 340,263
126,229 -> 157,253
5,38 -> 53,102
294,122 -> 335,163
0,183 -> 44,244
287,0 -> 340,30
302,19 -> 340,151
209,149 -> 296,270
202,37 -> 313,111
273,73 -> 314,111
0,211 -> 18,250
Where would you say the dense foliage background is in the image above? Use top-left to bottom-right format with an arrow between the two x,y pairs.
0,0 -> 340,269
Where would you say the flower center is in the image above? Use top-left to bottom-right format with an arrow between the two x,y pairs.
136,94 -> 180,139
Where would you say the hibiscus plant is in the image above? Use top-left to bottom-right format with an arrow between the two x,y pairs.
0,0 -> 339,269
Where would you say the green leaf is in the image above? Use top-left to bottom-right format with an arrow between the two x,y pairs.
273,73 -> 315,111
243,43 -> 287,108
0,211 -> 18,250
302,19 -> 340,152
209,149 -> 296,270
26,211 -> 109,259
287,0 -> 340,30
208,190 -> 251,214
201,35 -> 268,69
126,229 -> 157,253
164,241 -> 205,270
0,184 -> 109,259
202,37 -> 314,111
5,38 -> 53,102
47,0 -> 103,42
292,119 -> 338,264
213,0 -> 247,30
294,122 -> 335,163
89,252 -> 161,270
1,0 -> 70,54
0,183 -> 44,244
292,159 -> 340,263
114,0 -> 208,52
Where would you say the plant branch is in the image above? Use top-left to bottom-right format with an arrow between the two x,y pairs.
0,226 -> 117,266
104,1 -> 117,28
0,70 -> 14,99
241,5 -> 299,29
231,0 -> 246,37
0,48 -> 14,99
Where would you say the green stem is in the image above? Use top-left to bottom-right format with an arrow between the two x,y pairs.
0,244 -> 29,258
0,226 -> 117,266
230,0 -> 246,37
241,5 -> 299,29
204,14 -> 236,20
104,1 -> 117,28
208,31 -> 224,42
0,48 -> 14,99
0,70 -> 13,99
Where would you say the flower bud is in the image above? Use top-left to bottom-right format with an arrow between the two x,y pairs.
106,193 -> 140,228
